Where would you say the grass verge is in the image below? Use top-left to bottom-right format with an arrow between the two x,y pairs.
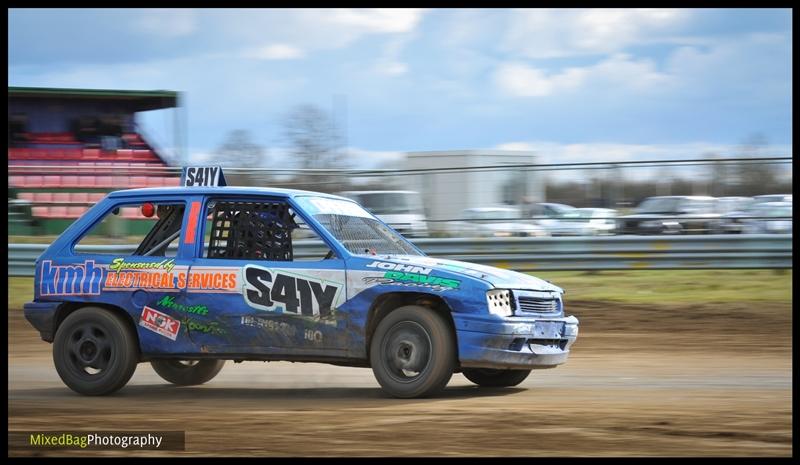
531,269 -> 792,304
8,269 -> 791,311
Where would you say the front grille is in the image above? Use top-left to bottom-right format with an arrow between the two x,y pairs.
527,339 -> 567,349
513,290 -> 561,315
620,220 -> 639,233
517,297 -> 558,313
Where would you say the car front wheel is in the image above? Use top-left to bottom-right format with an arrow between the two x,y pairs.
370,305 -> 455,398
150,359 -> 225,386
462,368 -> 531,387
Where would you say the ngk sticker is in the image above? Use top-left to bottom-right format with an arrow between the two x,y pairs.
140,306 -> 180,341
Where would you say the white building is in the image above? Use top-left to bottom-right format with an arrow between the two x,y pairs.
404,150 -> 543,230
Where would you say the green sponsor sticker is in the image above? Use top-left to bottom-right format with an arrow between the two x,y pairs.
383,271 -> 461,289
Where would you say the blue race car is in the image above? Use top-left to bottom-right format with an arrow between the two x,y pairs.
24,167 -> 579,398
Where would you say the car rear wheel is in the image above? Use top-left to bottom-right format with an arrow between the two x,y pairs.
370,305 -> 455,398
150,359 -> 225,386
462,368 -> 531,387
53,307 -> 139,396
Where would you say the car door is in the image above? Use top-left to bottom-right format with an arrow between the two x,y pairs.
182,194 -> 349,358
56,195 -> 198,355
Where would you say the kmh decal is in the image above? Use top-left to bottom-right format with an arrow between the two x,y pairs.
40,260 -> 104,297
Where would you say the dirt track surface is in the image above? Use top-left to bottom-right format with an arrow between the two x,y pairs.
8,302 -> 792,457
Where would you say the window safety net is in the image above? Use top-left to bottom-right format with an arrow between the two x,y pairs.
207,201 -> 297,260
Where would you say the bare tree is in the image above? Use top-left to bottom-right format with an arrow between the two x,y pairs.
283,104 -> 347,168
705,152 -> 730,197
734,133 -> 779,196
215,129 -> 266,186
282,104 -> 349,190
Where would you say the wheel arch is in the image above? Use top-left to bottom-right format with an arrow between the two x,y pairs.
55,302 -> 142,355
364,292 -> 459,366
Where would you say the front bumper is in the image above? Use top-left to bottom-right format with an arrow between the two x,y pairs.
453,313 -> 579,370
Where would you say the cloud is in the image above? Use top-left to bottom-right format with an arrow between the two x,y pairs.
214,9 -> 426,55
377,62 -> 409,76
8,9 -> 792,155
493,53 -> 670,97
327,8 -> 425,33
133,8 -> 197,37
9,8 -> 428,66
245,44 -> 305,60
373,33 -> 417,76
502,8 -> 687,58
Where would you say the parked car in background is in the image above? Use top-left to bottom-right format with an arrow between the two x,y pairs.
740,201 -> 792,234
718,195 -> 792,234
714,197 -> 754,234
544,208 -> 618,236
752,194 -> 792,205
617,196 -> 720,235
450,207 -> 547,237
338,190 -> 428,238
528,202 -> 577,229
716,196 -> 753,215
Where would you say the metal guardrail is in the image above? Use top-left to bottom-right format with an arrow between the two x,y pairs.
7,235 -> 792,277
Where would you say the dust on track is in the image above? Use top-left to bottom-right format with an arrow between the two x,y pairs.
8,301 -> 792,457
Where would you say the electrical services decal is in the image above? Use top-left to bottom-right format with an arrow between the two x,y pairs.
38,259 -> 241,296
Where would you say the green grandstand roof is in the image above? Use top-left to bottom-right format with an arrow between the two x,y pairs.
8,86 -> 178,111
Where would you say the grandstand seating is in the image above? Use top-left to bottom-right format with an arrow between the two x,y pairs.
10,129 -> 174,221
52,192 -> 71,204
9,147 -> 161,162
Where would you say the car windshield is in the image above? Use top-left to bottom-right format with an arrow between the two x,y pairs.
348,192 -> 421,215
294,196 -> 421,256
680,199 -> 716,213
559,209 -> 595,220
636,198 -> 681,213
466,209 -> 518,221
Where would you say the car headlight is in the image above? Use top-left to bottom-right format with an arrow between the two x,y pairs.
486,289 -> 513,317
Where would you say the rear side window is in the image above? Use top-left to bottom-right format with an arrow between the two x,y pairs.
74,201 -> 185,257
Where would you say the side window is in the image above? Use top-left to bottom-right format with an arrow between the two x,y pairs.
202,199 -> 334,261
75,202 -> 185,257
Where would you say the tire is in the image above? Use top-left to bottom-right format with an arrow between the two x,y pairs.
53,307 -> 139,396
369,305 -> 456,398
462,368 -> 532,387
150,359 -> 225,386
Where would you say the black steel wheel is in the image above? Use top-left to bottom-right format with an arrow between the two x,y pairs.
53,307 -> 139,396
462,368 -> 531,387
370,305 -> 455,398
150,359 -> 225,386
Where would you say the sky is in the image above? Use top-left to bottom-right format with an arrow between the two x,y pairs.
8,8 -> 793,169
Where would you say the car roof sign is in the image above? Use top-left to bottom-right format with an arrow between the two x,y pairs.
181,166 -> 227,187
